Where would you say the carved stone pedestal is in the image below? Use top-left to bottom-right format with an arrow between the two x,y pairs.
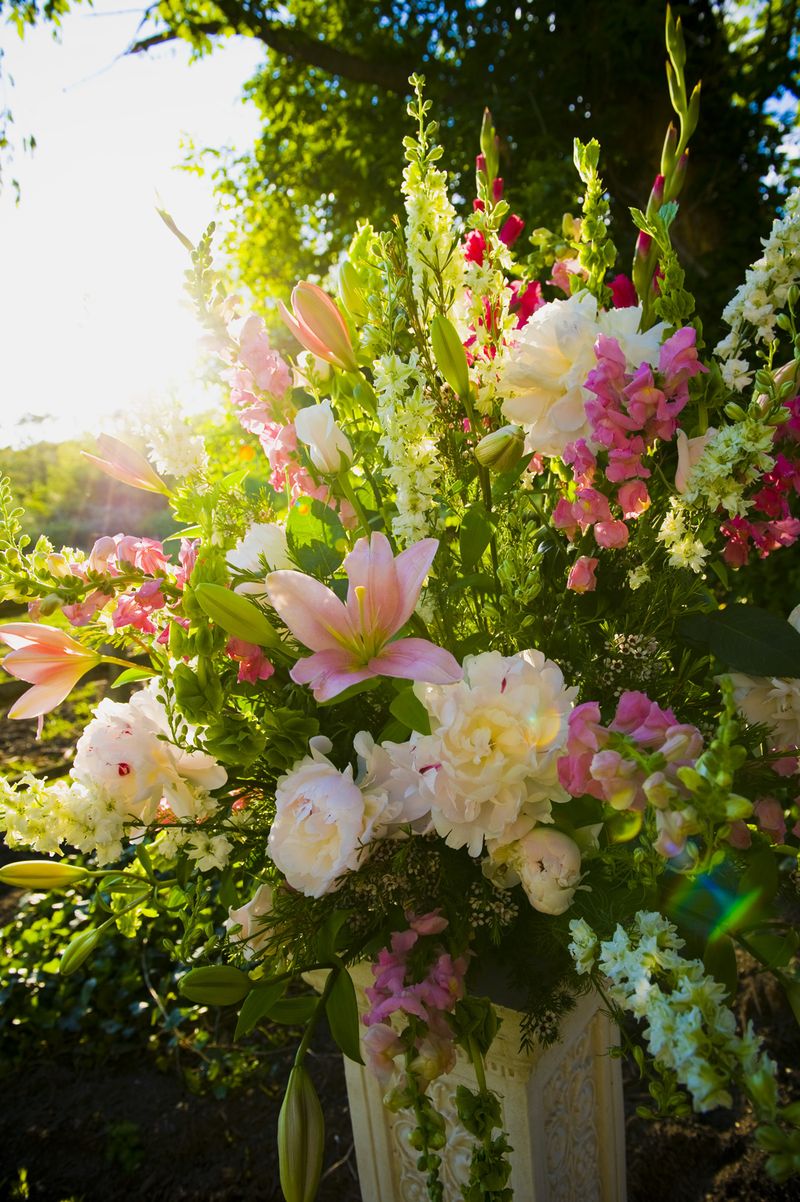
330,964 -> 627,1202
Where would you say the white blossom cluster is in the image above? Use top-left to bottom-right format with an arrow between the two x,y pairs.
373,351 -> 443,544
122,395 -> 209,479
675,414 -> 777,518
657,501 -> 710,573
715,187 -> 800,389
0,772 -> 127,864
569,911 -> 778,1114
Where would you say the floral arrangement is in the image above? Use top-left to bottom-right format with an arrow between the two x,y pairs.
3,10 -> 800,1197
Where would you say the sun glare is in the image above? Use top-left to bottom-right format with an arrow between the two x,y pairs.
0,2 -> 262,449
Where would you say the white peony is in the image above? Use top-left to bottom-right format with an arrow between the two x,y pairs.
72,687 -> 227,825
268,737 -> 389,897
353,731 -> 434,826
507,827 -> 583,915
294,399 -> 353,474
413,649 -> 576,856
227,522 -> 293,575
500,291 -> 666,458
728,604 -> 800,750
227,883 -> 274,960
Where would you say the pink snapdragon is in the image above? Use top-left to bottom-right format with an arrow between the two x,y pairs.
238,315 -> 292,396
265,532 -> 462,702
226,638 -> 275,684
567,556 -> 598,594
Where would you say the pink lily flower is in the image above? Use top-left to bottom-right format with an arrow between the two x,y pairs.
0,624 -> 101,719
82,434 -> 169,495
265,532 -> 462,702
278,281 -> 358,373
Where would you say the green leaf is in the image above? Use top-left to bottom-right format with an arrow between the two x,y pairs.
389,687 -> 431,735
326,967 -> 364,1064
268,996 -> 319,1025
459,503 -> 492,571
180,965 -> 252,1006
746,929 -> 799,970
111,666 -> 157,688
316,911 -> 350,962
677,605 -> 800,677
194,583 -> 280,648
430,314 -> 470,399
165,525 -> 203,542
703,934 -> 737,997
234,979 -> 287,1040
286,496 -> 347,577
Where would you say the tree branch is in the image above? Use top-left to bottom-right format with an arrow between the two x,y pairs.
126,9 -> 419,94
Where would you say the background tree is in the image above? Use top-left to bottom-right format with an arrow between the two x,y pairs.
122,0 -> 800,332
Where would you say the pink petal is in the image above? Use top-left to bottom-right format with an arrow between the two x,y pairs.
369,638 -> 462,684
265,570 -> 356,652
344,533 -> 403,635
392,540 -> 440,630
290,648 -> 374,701
7,664 -> 89,719
0,623 -> 83,653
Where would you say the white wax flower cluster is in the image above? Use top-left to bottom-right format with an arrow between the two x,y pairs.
499,291 -> 666,458
569,911 -> 778,1114
0,688 -> 229,867
715,187 -> 800,390
657,500 -> 710,574
676,414 -> 777,518
373,351 -> 443,544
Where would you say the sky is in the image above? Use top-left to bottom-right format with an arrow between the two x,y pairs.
0,3 -> 264,448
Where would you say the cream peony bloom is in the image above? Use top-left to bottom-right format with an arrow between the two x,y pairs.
268,737 -> 389,896
728,605 -> 800,750
500,291 -> 665,458
413,649 -> 576,856
72,687 -> 227,825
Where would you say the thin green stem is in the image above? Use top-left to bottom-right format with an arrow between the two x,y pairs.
337,473 -> 373,540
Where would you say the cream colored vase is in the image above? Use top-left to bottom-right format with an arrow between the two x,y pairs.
313,964 -> 627,1202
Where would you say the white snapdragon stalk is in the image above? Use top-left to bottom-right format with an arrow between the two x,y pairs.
568,911 -> 779,1115
0,772 -> 126,865
677,415 -> 776,517
373,351 -> 443,544
715,187 -> 800,386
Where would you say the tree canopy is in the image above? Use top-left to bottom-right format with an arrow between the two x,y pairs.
3,0 -> 799,325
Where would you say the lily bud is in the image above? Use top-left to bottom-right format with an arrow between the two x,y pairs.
337,261 -> 367,323
294,400 -> 353,475
278,1066 -> 325,1202
180,965 -> 253,1006
0,861 -> 90,889
430,314 -> 470,400
279,281 -> 358,373
474,425 -> 526,473
60,927 -> 103,976
82,434 -> 169,495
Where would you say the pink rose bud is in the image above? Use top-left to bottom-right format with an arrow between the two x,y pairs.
567,556 -> 598,593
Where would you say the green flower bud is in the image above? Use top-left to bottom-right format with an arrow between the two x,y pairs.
338,261 -> 367,323
278,1066 -> 325,1202
180,965 -> 252,1006
0,860 -> 89,890
60,927 -> 102,976
474,425 -> 526,473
